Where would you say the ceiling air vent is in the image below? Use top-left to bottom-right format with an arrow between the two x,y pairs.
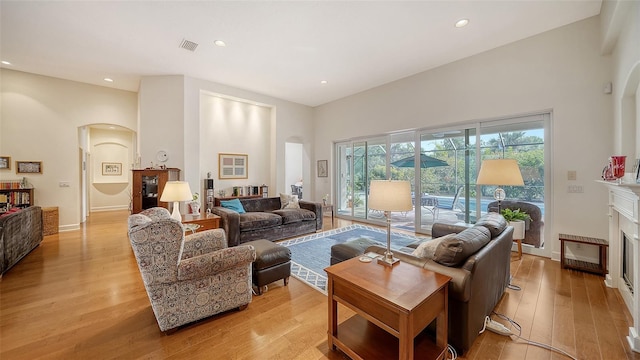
179,39 -> 198,52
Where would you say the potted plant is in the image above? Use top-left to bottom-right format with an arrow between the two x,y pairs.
500,208 -> 530,240
189,192 -> 201,215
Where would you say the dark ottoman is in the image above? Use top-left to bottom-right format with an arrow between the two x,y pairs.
330,238 -> 378,265
244,239 -> 291,295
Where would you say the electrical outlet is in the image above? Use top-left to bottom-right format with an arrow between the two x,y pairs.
567,185 -> 584,193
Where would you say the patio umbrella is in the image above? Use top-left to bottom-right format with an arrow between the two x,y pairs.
391,153 -> 449,168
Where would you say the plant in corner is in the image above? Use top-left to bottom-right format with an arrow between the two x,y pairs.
500,208 -> 531,240
500,208 -> 530,222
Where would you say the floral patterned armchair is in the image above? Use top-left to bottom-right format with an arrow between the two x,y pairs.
127,207 -> 256,332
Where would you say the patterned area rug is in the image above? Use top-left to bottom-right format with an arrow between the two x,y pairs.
280,224 -> 428,293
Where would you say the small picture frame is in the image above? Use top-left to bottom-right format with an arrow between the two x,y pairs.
317,160 -> 328,177
16,161 -> 42,174
219,153 -> 248,179
102,162 -> 122,176
0,156 -> 10,170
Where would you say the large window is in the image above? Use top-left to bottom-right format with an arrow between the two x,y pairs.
334,113 -> 550,256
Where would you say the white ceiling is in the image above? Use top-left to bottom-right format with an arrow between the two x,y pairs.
0,1 -> 602,107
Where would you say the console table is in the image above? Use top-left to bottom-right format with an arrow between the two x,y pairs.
325,257 -> 451,359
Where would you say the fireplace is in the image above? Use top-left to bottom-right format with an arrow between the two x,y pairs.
602,181 -> 640,353
624,232 -> 634,295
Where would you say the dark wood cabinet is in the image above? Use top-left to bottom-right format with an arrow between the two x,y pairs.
131,168 -> 180,214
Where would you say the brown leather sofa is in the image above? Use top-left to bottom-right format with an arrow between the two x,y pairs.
366,216 -> 513,353
212,197 -> 322,247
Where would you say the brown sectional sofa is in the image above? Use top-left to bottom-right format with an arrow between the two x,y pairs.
212,197 -> 322,247
0,206 -> 43,275
366,213 -> 513,353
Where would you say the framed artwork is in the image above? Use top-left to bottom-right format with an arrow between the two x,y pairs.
0,156 -> 10,170
16,161 -> 42,174
102,162 -> 122,176
317,160 -> 328,177
219,153 -> 248,179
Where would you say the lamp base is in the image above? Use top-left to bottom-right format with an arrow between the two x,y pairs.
170,201 -> 182,221
377,256 -> 400,267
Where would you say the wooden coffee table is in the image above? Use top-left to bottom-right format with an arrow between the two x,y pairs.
325,257 -> 451,360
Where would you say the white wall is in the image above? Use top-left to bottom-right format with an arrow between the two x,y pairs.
0,69 -> 137,230
314,16 -> 612,258
139,75 -> 315,208
89,127 -> 134,212
199,94 -> 272,196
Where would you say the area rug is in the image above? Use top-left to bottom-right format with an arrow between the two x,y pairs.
279,224 -> 428,293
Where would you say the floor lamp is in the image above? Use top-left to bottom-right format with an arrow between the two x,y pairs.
476,159 -> 524,213
160,181 -> 193,221
368,180 -> 413,267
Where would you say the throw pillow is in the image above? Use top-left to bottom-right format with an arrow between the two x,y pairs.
220,198 -> 246,214
474,212 -> 507,237
279,193 -> 300,209
433,225 -> 491,266
411,234 -> 455,259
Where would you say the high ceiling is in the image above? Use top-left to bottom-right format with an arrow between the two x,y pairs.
0,1 -> 602,107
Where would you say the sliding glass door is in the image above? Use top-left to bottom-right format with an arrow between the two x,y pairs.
417,128 -> 476,232
334,113 -> 549,257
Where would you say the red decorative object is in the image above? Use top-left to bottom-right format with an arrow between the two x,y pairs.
611,156 -> 626,179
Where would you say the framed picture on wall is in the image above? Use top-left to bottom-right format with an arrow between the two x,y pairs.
317,160 -> 328,177
16,161 -> 42,174
102,162 -> 122,176
219,153 -> 248,179
0,156 -> 10,170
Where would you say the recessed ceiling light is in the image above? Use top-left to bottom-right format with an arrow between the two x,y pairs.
104,78 -> 114,82
320,80 -> 328,85
455,19 -> 469,28
1,60 -> 11,65
214,40 -> 226,47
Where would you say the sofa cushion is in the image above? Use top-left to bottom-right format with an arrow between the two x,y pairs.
220,198 -> 246,214
411,234 -> 455,259
272,208 -> 316,225
433,225 -> 491,266
239,212 -> 282,231
279,193 -> 300,209
474,212 -> 507,238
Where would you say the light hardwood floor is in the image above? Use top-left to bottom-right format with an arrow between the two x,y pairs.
1,210 -> 638,359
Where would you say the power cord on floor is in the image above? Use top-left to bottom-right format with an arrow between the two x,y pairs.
478,313 -> 578,360
446,344 -> 457,359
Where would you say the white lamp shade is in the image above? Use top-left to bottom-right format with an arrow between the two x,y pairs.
368,180 -> 413,212
160,181 -> 193,202
476,159 -> 524,186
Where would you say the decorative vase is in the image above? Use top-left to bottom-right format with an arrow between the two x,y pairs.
611,155 -> 626,182
189,201 -> 200,215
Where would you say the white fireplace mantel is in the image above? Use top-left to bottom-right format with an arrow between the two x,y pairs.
599,180 -> 640,352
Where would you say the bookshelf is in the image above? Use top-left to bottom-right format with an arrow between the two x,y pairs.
0,181 -> 34,212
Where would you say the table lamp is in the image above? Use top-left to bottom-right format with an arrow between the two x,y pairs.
160,181 -> 193,221
368,180 -> 413,267
476,159 -> 524,212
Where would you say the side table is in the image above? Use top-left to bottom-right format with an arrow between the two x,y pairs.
322,203 -> 334,226
325,257 -> 451,359
181,213 -> 221,233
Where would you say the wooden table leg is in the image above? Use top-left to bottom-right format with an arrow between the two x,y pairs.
327,277 -> 337,351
